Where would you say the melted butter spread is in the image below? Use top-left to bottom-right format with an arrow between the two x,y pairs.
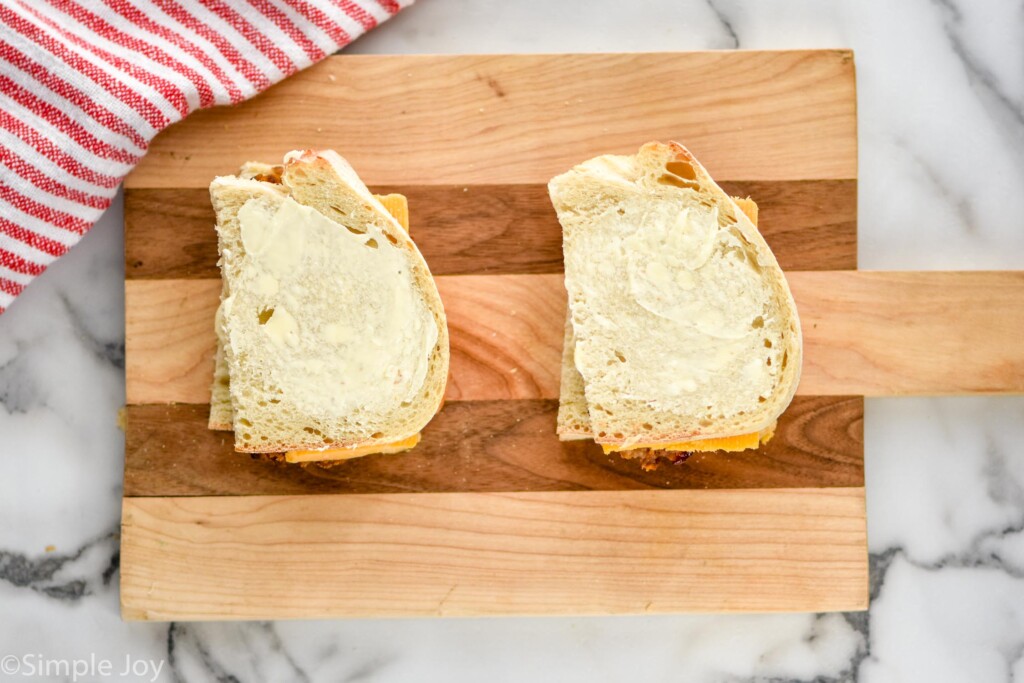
240,200 -> 306,277
261,305 -> 299,348
625,206 -> 760,339
570,201 -> 776,410
237,196 -> 438,416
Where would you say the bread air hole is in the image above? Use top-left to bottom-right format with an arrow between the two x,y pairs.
724,246 -> 746,262
781,352 -> 789,369
385,232 -> 399,245
345,224 -> 366,235
614,350 -> 626,362
699,418 -> 713,427
665,161 -> 697,181
758,396 -> 767,403
657,173 -> 699,190
642,422 -> 653,430
257,308 -> 274,325
751,316 -> 764,329
239,418 -> 252,427
371,431 -> 384,439
764,339 -> 772,348
364,238 -> 379,249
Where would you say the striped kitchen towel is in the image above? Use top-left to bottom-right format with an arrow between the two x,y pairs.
0,0 -> 410,315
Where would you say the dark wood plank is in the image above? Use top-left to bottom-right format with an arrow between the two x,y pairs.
124,180 -> 857,279
124,396 -> 863,497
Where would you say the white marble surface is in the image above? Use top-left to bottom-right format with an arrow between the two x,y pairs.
2,0 -> 1023,681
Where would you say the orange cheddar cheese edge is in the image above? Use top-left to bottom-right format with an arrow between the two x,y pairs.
602,424 -> 775,455
285,433 -> 421,464
283,193 -> 421,463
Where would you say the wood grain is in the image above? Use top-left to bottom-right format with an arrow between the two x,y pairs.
124,180 -> 857,279
124,396 -> 863,497
125,271 -> 1024,405
125,51 -> 857,189
791,271 -> 1024,395
120,487 -> 868,620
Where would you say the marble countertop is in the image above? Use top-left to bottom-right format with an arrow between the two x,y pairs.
2,0 -> 1023,681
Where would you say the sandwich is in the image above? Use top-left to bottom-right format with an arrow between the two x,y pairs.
208,150 -> 449,463
549,142 -> 802,469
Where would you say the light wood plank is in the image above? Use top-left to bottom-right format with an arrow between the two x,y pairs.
125,272 -> 1024,405
791,271 -> 1024,395
121,487 -> 867,620
124,397 -> 863,497
126,278 -> 221,405
124,180 -> 857,278
125,51 -> 857,189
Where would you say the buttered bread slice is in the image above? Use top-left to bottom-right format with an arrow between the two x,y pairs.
549,142 -> 802,452
556,197 -> 779,461
211,150 -> 449,454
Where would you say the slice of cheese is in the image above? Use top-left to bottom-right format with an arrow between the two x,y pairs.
375,193 -> 409,231
283,193 -> 423,463
602,424 -> 775,454
285,433 -> 421,463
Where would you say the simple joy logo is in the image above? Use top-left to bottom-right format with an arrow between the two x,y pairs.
1,653 -> 165,681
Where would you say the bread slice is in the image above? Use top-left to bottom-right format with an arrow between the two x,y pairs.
211,150 -> 449,453
556,196 -> 762,445
204,163 -> 426,462
549,142 -> 802,449
208,300 -> 233,430
207,187 -> 414,434
209,192 -> 429,463
555,313 -> 593,440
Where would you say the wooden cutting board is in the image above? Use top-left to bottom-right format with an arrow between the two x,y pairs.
120,51 -> 1024,621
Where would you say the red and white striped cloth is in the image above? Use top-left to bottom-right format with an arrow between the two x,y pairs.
0,0 -> 409,315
